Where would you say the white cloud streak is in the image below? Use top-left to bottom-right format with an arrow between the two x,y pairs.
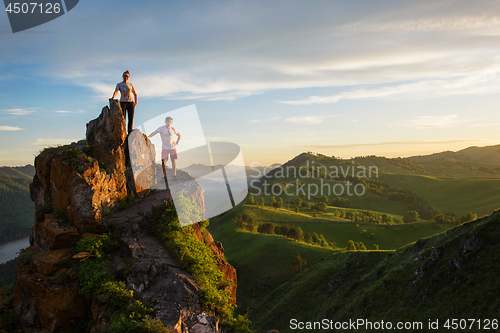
388,114 -> 461,129
248,117 -> 282,123
32,138 -> 73,147
285,116 -> 323,125
0,126 -> 22,131
280,70 -> 500,105
54,110 -> 86,114
1,109 -> 36,116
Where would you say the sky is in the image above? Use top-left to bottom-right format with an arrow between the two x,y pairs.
1,0 -> 500,167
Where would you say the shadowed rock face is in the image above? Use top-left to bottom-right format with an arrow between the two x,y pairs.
14,100 -> 234,333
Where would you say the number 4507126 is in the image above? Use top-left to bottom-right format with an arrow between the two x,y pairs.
5,2 -> 61,14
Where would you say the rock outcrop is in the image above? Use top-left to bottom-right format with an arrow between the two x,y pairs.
30,100 -> 129,232
13,100 -> 235,333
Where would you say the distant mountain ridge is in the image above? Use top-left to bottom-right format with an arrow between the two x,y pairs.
408,144 -> 500,164
0,165 -> 35,178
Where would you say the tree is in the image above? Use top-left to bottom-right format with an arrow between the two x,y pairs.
246,217 -> 255,232
403,210 -> 419,223
258,222 -> 274,234
434,213 -> 446,224
292,254 -> 307,273
356,241 -> 367,251
246,195 -> 255,205
295,197 -> 302,206
279,198 -> 284,207
460,212 -> 478,224
295,207 -> 299,213
237,214 -> 245,229
312,232 -> 321,245
332,197 -> 349,208
289,226 -> 303,242
259,196 -> 265,207
242,213 -> 250,222
304,232 -> 312,244
346,240 -> 357,251
373,244 -> 379,250
330,239 -> 336,248
381,213 -> 393,224
319,234 -> 329,247
270,196 -> 276,206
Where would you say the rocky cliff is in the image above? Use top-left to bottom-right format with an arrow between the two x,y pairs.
11,100 -> 236,333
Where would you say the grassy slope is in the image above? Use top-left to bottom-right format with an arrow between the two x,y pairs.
251,210 -> 500,333
210,211 -> 334,315
209,204 -> 455,321
278,220 -> 453,251
379,174 -> 500,217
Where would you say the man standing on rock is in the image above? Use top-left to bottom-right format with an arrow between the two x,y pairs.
111,70 -> 137,134
148,116 -> 181,182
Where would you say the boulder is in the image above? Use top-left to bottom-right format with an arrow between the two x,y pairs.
32,214 -> 79,251
14,263 -> 90,333
127,129 -> 157,196
32,248 -> 74,276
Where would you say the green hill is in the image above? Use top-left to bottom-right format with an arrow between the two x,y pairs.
249,151 -> 500,219
408,144 -> 500,165
0,173 -> 35,245
249,210 -> 500,333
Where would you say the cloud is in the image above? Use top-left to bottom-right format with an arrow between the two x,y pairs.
1,108 -> 36,116
4,0 -> 500,103
32,138 -> 73,147
338,14 -> 500,34
290,139 -> 480,149
54,110 -> 86,114
285,116 -> 323,124
469,122 -> 500,127
248,117 -> 282,123
388,114 -> 461,129
0,126 -> 22,131
280,71 -> 500,105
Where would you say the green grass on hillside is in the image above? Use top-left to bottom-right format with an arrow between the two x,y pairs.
380,174 -> 500,217
209,204 -> 454,320
233,204 -> 452,251
250,211 -> 500,333
211,217 -> 334,314
277,220 -> 453,251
